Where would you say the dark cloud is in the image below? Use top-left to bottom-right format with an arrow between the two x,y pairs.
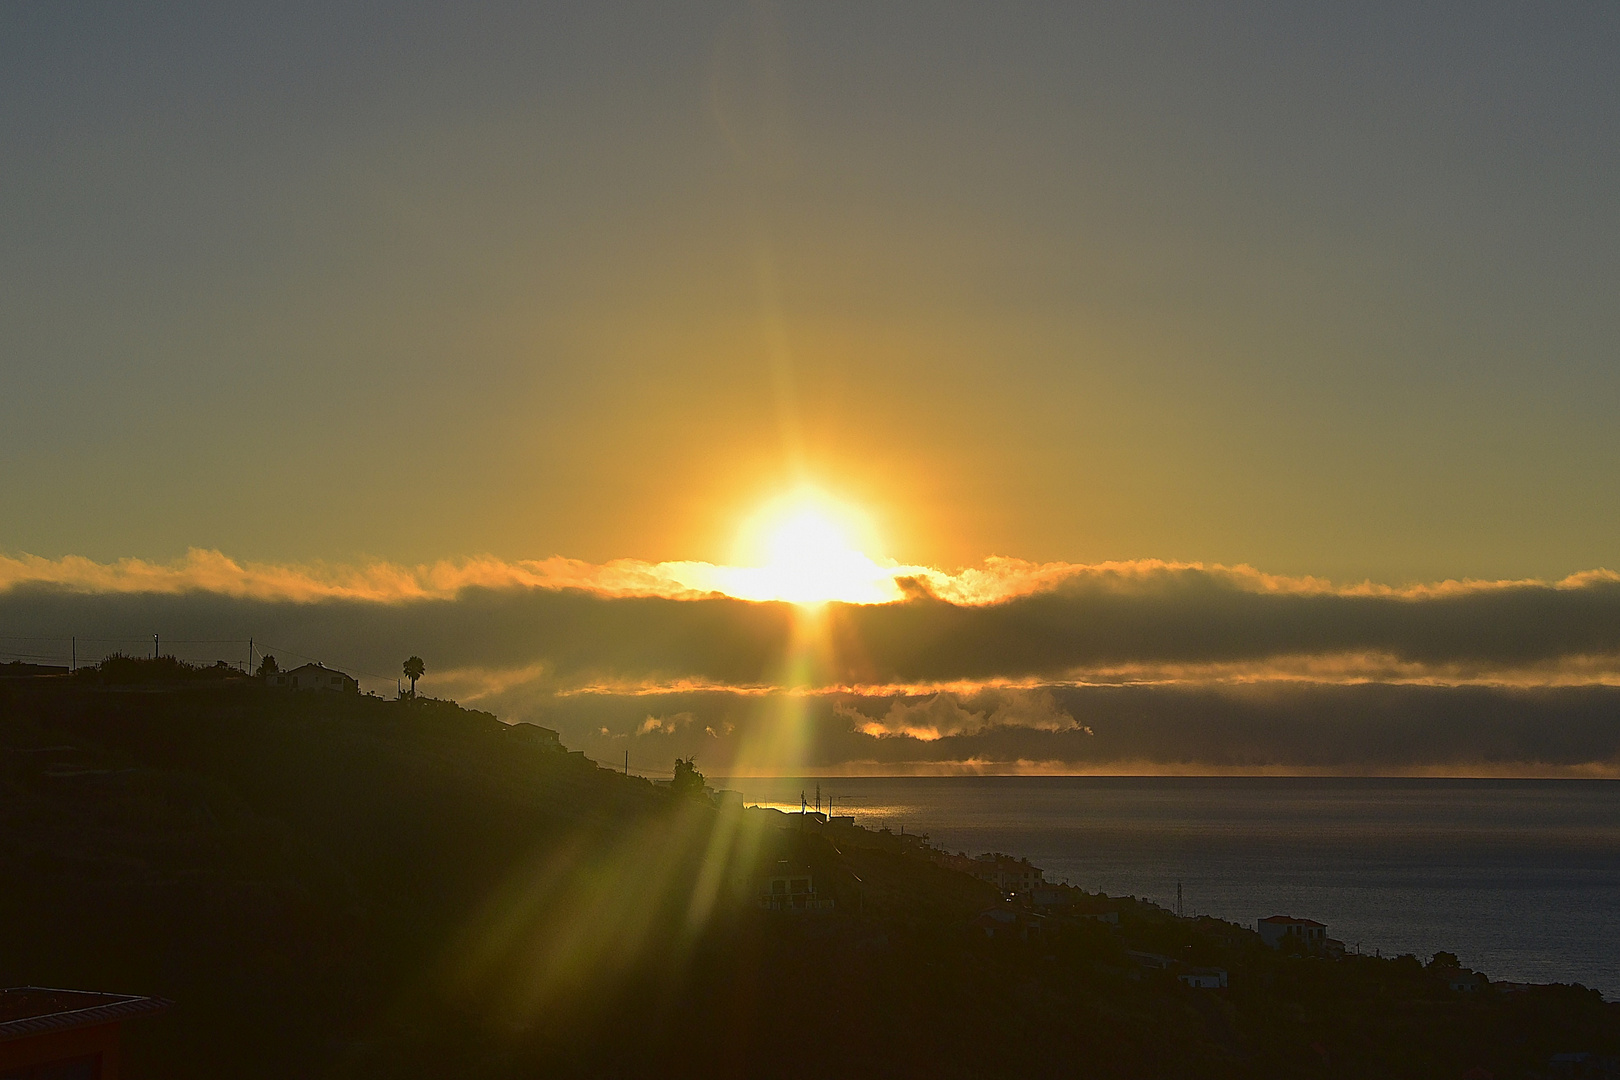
486,683 -> 1620,777
6,567 -> 1620,685
0,583 -> 793,686
830,569 -> 1620,682
6,569 -> 1620,773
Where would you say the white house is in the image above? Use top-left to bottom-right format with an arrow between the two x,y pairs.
264,663 -> 358,693
757,861 -> 831,912
1178,968 -> 1228,989
1258,915 -> 1328,952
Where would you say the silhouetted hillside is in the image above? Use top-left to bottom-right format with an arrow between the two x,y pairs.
1,670 -> 1615,1078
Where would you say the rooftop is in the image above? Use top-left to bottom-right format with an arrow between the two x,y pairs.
279,662 -> 349,676
0,987 -> 171,1042
1260,915 -> 1326,927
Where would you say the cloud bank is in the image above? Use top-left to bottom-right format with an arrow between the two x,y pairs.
4,550 -> 1620,775
837,689 -> 1087,742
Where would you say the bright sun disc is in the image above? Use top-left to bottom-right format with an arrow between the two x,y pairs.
718,491 -> 901,605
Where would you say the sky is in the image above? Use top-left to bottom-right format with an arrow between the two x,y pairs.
4,3 -> 1620,775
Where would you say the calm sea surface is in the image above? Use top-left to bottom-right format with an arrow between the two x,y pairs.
719,777 -> 1620,996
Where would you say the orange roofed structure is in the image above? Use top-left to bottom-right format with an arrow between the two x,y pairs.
0,987 -> 170,1080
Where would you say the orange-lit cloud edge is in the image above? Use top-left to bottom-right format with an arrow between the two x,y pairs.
10,549 -> 1620,777
6,547 -> 1615,606
11,548 -> 1620,692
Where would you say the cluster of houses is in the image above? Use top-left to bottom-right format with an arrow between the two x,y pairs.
959,863 -> 1242,989
0,655 -> 368,694
920,846 -> 1494,996
740,846 -> 1507,1002
930,850 -> 1046,893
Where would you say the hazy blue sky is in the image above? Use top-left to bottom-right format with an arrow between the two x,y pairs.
4,2 -> 1619,582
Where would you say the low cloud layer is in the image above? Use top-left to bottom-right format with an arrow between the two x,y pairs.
548,684 -> 1620,778
838,689 -> 1086,741
5,550 -> 1620,774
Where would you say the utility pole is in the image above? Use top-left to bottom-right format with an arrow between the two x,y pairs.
248,637 -> 253,673
1177,881 -> 1184,918
623,750 -> 628,776
71,637 -> 76,673
815,783 -> 820,816
153,634 -> 158,660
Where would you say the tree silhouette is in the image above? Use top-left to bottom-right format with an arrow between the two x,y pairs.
256,655 -> 279,677
671,757 -> 706,799
403,656 -> 425,697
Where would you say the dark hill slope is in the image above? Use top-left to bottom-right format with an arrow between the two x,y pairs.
0,683 -> 657,1076
1,679 -> 1616,1079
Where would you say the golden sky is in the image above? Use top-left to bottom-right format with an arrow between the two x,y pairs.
5,5 -> 1620,775
1,4 -> 1618,584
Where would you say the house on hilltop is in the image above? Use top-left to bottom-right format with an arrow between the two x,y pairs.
505,722 -> 563,750
264,662 -> 357,693
1258,915 -> 1328,953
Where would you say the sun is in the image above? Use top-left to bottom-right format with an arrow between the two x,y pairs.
717,489 -> 903,605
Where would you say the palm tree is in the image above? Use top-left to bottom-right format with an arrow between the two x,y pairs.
402,655 -> 425,697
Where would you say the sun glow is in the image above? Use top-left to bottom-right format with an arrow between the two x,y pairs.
713,490 -> 904,605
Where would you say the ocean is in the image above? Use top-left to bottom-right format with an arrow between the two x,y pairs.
719,776 -> 1620,997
